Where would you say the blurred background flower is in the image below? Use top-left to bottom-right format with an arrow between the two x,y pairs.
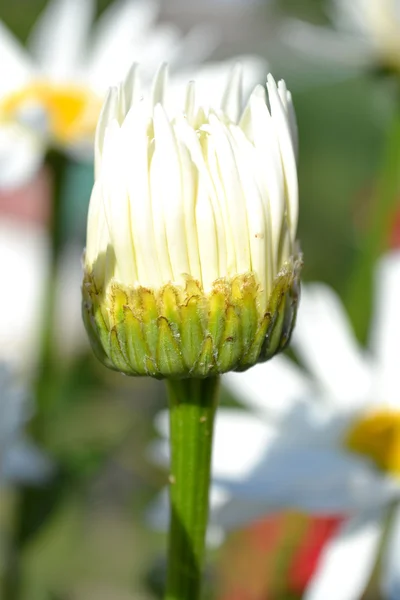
0,0 -> 266,184
281,0 -> 400,81
1,0 -> 400,598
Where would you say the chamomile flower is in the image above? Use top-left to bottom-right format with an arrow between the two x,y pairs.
0,0 -> 265,186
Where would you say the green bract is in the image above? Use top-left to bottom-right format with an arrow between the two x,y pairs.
82,255 -> 302,378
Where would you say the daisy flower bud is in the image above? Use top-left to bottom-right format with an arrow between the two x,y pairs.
82,63 -> 302,378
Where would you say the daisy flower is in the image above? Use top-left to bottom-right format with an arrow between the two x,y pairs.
281,0 -> 400,79
151,250 -> 400,599
215,251 -> 400,600
0,0 -> 266,187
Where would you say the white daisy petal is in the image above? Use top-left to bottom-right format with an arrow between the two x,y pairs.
214,445 -> 398,529
86,0 -> 159,92
28,0 -> 95,80
169,55 -> 267,111
0,124 -> 44,188
305,511 -> 384,600
222,354 -> 312,421
293,283 -> 373,408
0,22 -> 33,96
168,23 -> 220,71
369,251 -> 400,408
212,409 -> 276,480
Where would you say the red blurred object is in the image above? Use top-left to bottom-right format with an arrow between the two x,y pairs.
287,515 -> 342,596
0,167 -> 51,226
217,513 -> 344,600
218,514 -> 287,600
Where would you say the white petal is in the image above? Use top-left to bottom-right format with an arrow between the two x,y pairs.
0,124 -> 44,188
247,85 -> 284,275
222,354 -> 312,422
305,511 -> 384,600
121,104 -> 161,288
369,251 -> 400,408
153,104 -> 190,283
184,81 -> 196,124
214,445 -> 398,528
168,23 -> 220,71
293,283 -> 373,408
0,221 -> 49,374
28,0 -> 95,80
95,87 -> 118,176
151,64 -> 168,109
86,0 -> 159,92
267,74 -> 298,241
228,124 -> 271,301
212,409 -> 276,479
381,503 -> 400,600
277,80 -> 298,160
101,121 -> 137,285
195,174 -> 220,289
133,24 -> 182,78
207,114 -> 251,275
221,64 -> 242,123
0,22 -> 33,96
169,55 -> 267,111
175,131 -> 201,281
175,116 -> 226,281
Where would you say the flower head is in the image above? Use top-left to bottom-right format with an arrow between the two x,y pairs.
0,0 -> 265,186
82,64 -> 301,378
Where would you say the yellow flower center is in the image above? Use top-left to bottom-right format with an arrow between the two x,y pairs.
0,82 -> 102,145
345,409 -> 400,476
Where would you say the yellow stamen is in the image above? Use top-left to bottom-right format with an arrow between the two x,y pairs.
345,409 -> 400,476
0,82 -> 102,145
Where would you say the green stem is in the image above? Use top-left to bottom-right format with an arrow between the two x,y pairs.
31,150 -> 67,442
165,377 -> 219,600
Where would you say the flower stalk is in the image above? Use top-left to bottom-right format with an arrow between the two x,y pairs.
165,377 -> 219,600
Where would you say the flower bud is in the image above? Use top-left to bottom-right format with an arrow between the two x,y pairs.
82,64 -> 302,378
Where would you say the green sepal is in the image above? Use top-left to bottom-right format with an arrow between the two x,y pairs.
82,252 -> 302,378
109,328 -> 133,374
123,307 -> 150,375
157,317 -> 186,377
141,289 -> 159,357
217,305 -> 242,371
194,335 -> 215,377
180,297 -> 204,369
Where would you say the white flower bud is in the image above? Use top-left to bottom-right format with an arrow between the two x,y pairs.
83,63 -> 301,378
